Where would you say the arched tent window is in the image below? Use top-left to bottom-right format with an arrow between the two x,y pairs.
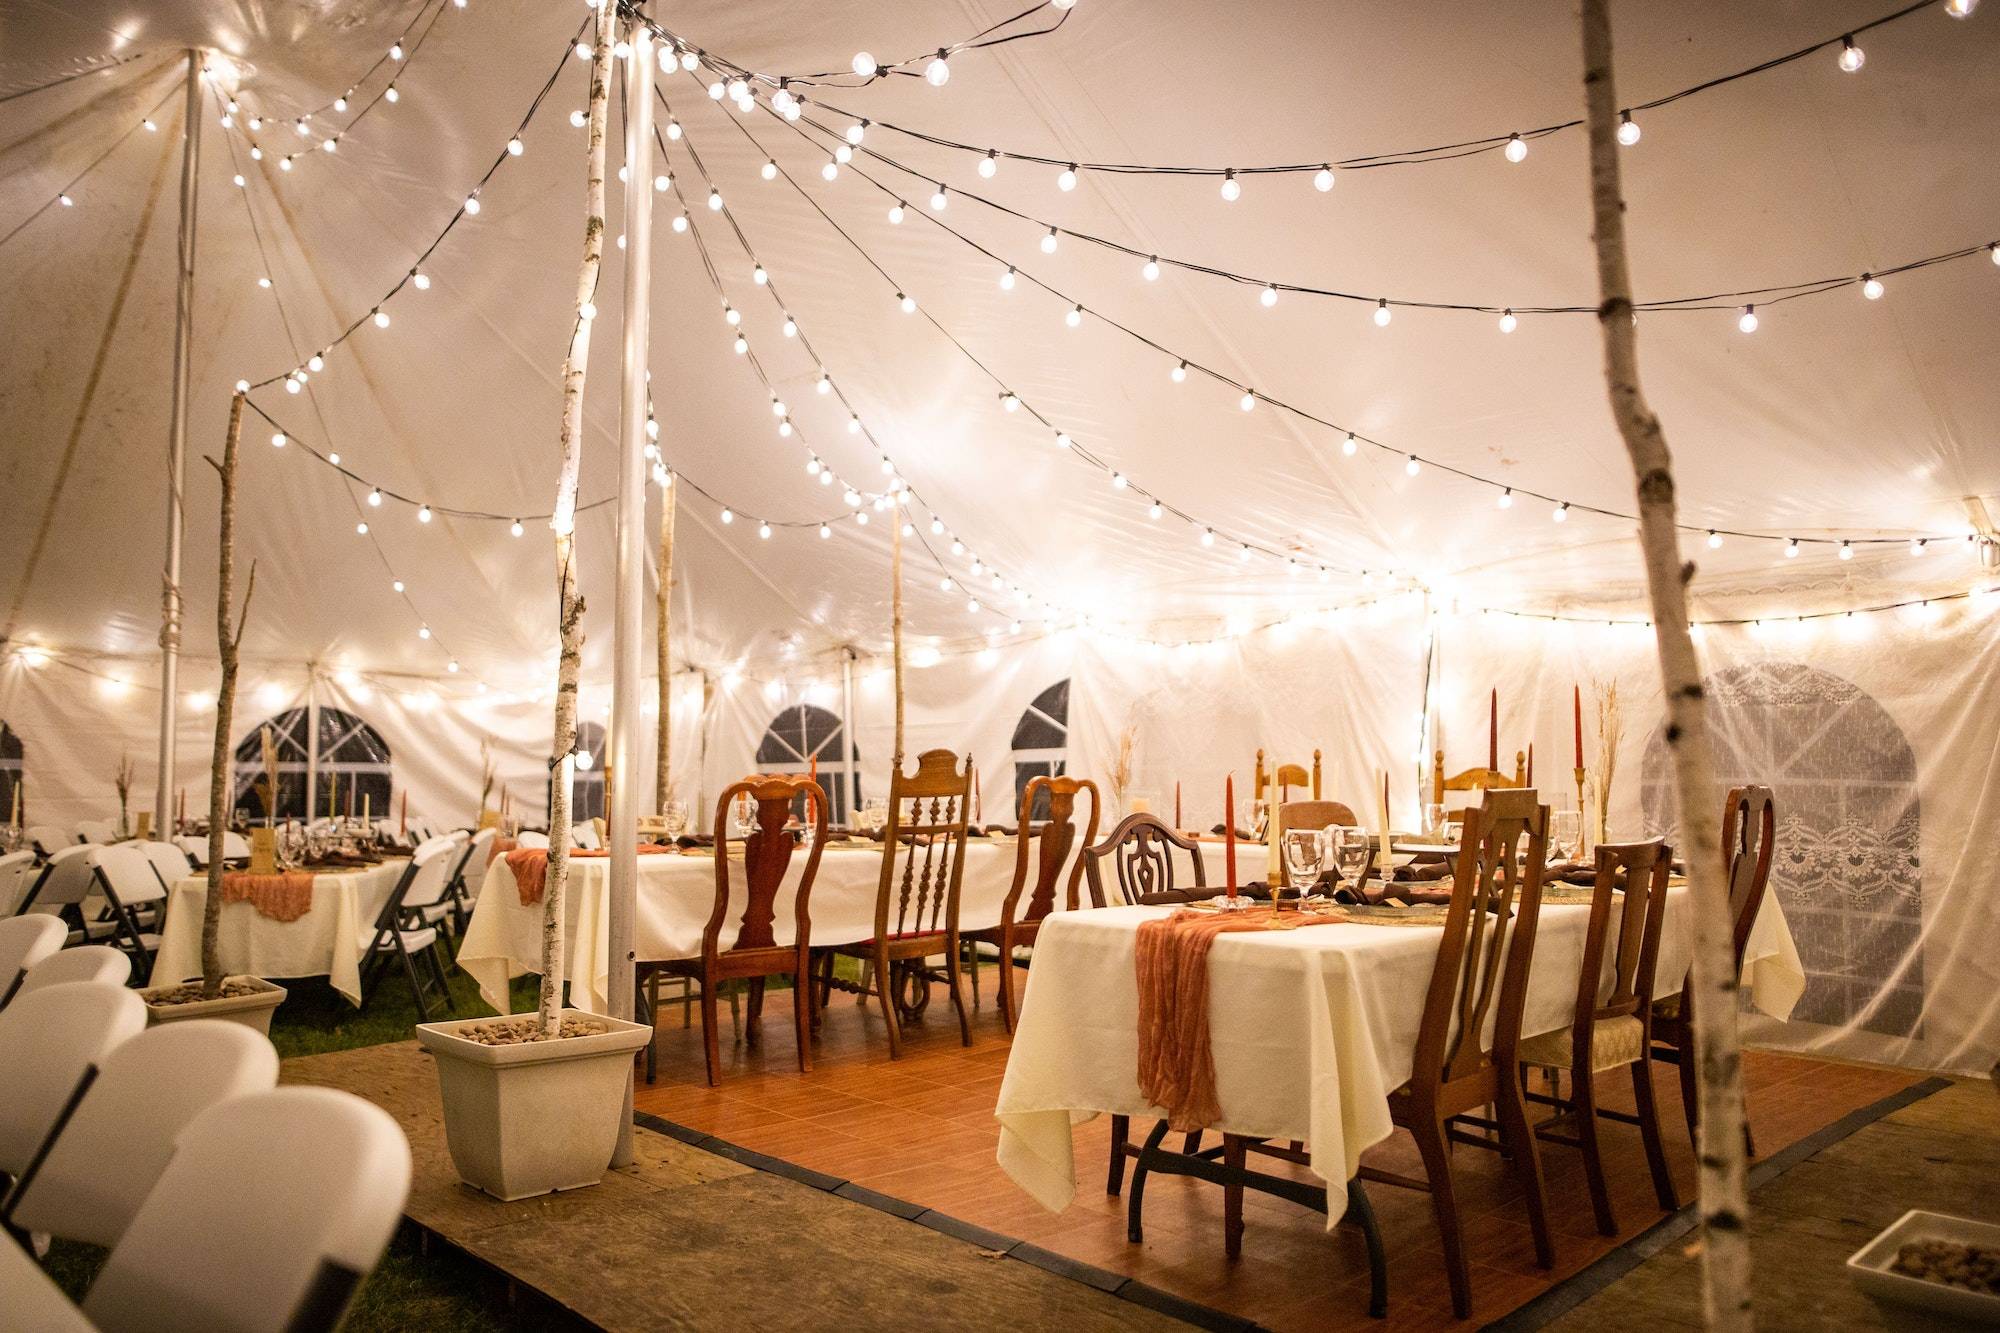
755,704 -> 859,824
1641,661 -> 1923,1039
0,722 -> 21,824
233,708 -> 392,822
1011,679 -> 1069,823
571,722 -> 607,823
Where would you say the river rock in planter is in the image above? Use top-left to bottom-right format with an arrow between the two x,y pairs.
415,1009 -> 651,1201
138,975 -> 288,1034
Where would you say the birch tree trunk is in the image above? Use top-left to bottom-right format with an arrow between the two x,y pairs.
891,512 -> 905,767
654,486 -> 675,812
1579,2 -> 1751,1325
539,5 -> 614,1037
201,395 -> 255,997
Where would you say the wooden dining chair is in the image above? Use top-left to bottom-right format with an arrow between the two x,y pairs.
1275,799 -> 1359,835
1514,840 -> 1678,1235
1254,748 -> 1321,801
1648,784 -> 1775,1154
1357,788 -> 1556,1320
961,775 -> 1098,1035
1431,748 -> 1528,814
1082,812 -> 1216,1195
645,776 -> 827,1087
819,750 -> 974,1059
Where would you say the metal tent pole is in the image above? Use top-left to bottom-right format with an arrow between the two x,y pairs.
605,19 -> 655,1169
841,650 -> 859,821
304,668 -> 320,823
154,48 -> 201,832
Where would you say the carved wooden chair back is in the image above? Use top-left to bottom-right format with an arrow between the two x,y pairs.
1083,813 -> 1209,906
1414,789 -> 1549,1087
1254,749 -> 1322,801
1276,800 -> 1359,835
1006,775 -> 1100,927
874,750 -> 973,939
708,776 -> 828,957
1431,749 -> 1529,808
1721,785 -> 1776,966
1572,840 -> 1674,1044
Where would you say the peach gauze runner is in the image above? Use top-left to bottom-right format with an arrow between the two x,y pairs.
505,844 -> 677,905
219,871 -> 319,923
1135,906 -> 1347,1131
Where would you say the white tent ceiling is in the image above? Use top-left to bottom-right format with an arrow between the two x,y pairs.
2,0 -> 1997,697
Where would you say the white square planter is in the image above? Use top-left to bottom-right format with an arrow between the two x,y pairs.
415,1009 -> 651,1202
137,976 -> 288,1035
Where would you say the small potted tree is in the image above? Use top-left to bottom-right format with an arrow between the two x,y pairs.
414,10 -> 646,1202
139,394 -> 287,1032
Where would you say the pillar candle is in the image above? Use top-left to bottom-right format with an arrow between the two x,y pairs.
1488,688 -> 1498,772
1573,683 -> 1584,768
1223,773 -> 1236,892
1376,769 -> 1393,883
1266,774 -> 1282,886
362,793 -> 370,825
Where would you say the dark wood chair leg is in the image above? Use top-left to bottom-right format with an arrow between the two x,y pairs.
1183,1130 -> 1202,1154
745,977 -> 766,1045
996,926 -> 1018,1034
873,945 -> 901,1059
1498,1072 -> 1557,1269
1126,1120 -> 1171,1243
1631,1057 -> 1679,1211
792,957 -> 812,1074
1673,1036 -> 1700,1146
1570,1062 -> 1617,1237
699,973 -> 722,1087
944,931 -> 973,1047
1222,1134 -> 1246,1259
1410,1118 -> 1472,1319
1107,1114 -> 1131,1196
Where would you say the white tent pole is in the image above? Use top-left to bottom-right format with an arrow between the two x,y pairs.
605,19 -> 655,1170
304,667 -> 319,823
841,649 -> 859,820
154,48 -> 201,833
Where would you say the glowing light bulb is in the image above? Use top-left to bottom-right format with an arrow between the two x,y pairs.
392,579 -> 404,592
356,521 -> 369,534
569,109 -> 587,128
1040,227 -> 1058,253
846,121 -> 867,146
820,523 -> 832,539
1057,164 -> 1077,191
1497,488 -> 1513,508
1065,304 -> 1083,328
143,117 -> 157,132
1054,432 -> 1071,448
59,193 -> 73,207
1617,112 -> 1641,146
1342,433 -> 1359,457
1314,165 -> 1334,192
761,159 -> 777,180
979,151 -> 998,178
1946,0 -> 1978,17
1000,392 -> 1020,412
1785,539 -> 1801,558
1838,36 -> 1864,72
390,42 -> 404,59
1239,391 -> 1256,412
417,505 -> 433,523
463,195 -> 479,214
1200,528 -> 1215,547
667,120 -> 683,140
733,336 -> 747,354
1708,530 -> 1723,549
924,51 -> 950,86
1142,256 -> 1160,281
898,292 -> 916,313
1839,540 -> 1854,560
720,507 -> 734,524
383,85 -> 399,103
758,522 -> 772,540
1738,304 -> 1758,333
672,213 -> 688,233
271,432 -> 286,447
707,81 -> 724,100
1504,133 -> 1527,162
1405,455 -> 1421,476
368,489 -> 383,506
888,201 -> 905,223
412,270 -> 430,290
1498,308 -> 1517,333
1170,360 -> 1188,383
1552,501 -> 1569,523
852,51 -> 877,78
1373,299 -> 1392,327
326,452 -> 339,465
1862,274 -> 1884,300
1219,169 -> 1240,201
821,159 -> 839,181
510,519 -> 524,537
1260,284 -> 1278,307
930,185 -> 948,210
999,265 -> 1016,290
373,309 -> 390,328
707,189 -> 722,211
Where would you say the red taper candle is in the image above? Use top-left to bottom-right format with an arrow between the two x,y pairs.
1489,687 -> 1498,772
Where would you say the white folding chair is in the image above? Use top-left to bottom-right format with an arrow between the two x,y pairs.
220,830 -> 252,863
0,981 -> 147,1178
359,837 -> 459,1022
0,848 -> 40,915
570,819 -> 601,850
0,913 -> 67,1007
28,823 -> 77,857
135,840 -> 193,887
3,1020 -> 279,1246
84,844 -> 167,968
18,844 -> 101,943
447,827 -> 497,933
18,944 -> 131,995
515,830 -> 549,849
82,1087 -> 412,1333
76,818 -> 120,845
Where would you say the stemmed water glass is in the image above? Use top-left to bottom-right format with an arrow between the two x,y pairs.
1332,826 -> 1370,890
660,800 -> 689,842
1281,828 -> 1326,906
1549,810 -> 1583,863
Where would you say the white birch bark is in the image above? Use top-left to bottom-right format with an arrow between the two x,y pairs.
201,395 -> 255,997
1579,2 -> 1752,1324
540,5 -> 614,1037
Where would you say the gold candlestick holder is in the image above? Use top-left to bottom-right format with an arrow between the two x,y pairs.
1574,767 -> 1588,858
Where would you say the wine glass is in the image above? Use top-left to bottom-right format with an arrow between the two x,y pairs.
1282,828 -> 1325,904
1549,810 -> 1583,863
1240,798 -> 1268,840
1332,826 -> 1370,887
660,800 -> 689,842
1423,803 -> 1449,839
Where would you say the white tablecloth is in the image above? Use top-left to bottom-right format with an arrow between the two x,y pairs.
993,886 -> 1802,1223
457,838 -> 1238,1015
150,859 -> 409,1005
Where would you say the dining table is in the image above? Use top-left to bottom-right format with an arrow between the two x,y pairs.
456,833 -> 1239,1015
149,857 -> 410,1005
992,881 -> 1804,1226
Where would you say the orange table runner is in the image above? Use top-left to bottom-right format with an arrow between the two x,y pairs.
219,870 -> 318,923
1136,906 -> 1348,1131
506,844 -> 677,905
